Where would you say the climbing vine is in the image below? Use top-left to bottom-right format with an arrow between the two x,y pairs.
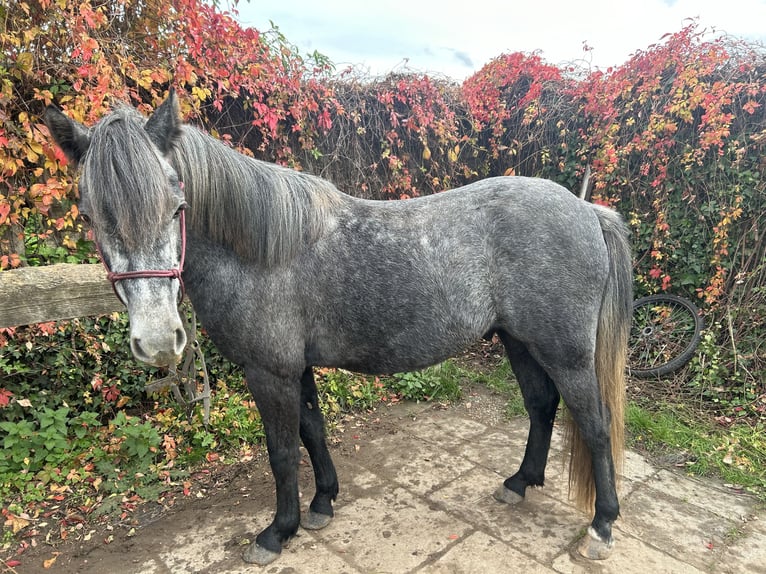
1,6 -> 764,402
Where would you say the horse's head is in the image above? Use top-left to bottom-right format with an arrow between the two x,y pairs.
45,92 -> 188,367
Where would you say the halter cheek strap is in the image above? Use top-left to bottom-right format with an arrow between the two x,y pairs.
97,209 -> 187,305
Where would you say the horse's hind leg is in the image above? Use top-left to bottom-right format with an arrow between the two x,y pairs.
299,367 -> 339,530
494,333 -> 560,504
548,362 -> 620,559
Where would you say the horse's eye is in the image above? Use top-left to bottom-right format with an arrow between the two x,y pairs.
81,213 -> 92,225
174,203 -> 187,219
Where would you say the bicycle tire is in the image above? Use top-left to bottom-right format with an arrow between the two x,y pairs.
628,294 -> 705,378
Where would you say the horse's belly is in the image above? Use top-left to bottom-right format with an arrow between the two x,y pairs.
309,310 -> 491,375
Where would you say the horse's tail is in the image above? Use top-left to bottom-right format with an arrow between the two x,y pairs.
568,204 -> 633,511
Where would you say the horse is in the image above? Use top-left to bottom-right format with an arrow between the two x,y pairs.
44,90 -> 633,566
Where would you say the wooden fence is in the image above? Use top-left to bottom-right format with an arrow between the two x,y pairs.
0,264 -> 123,328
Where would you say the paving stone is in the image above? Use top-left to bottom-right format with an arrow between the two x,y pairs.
645,469 -> 756,521
620,483 -> 739,572
316,486 -> 473,573
419,531 -> 556,573
363,432 -> 477,495
621,449 -> 658,482
407,412 -> 492,442
551,528 -> 706,574
713,515 -> 766,574
449,429 -> 525,476
429,465 -> 588,565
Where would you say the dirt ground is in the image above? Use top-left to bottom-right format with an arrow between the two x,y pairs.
5,377 -> 765,574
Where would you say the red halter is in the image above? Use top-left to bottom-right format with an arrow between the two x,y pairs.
97,208 -> 187,306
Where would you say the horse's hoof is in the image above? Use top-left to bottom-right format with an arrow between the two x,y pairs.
243,542 -> 281,565
493,485 -> 524,505
301,510 -> 333,530
577,527 -> 614,560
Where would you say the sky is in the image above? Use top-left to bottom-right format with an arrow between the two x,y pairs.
232,0 -> 766,81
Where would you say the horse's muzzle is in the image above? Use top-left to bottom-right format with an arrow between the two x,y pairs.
130,323 -> 187,367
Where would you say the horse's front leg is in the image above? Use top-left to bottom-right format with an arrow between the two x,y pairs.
242,366 -> 302,566
299,367 -> 339,530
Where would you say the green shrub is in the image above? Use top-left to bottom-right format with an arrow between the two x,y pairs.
0,308 -> 240,422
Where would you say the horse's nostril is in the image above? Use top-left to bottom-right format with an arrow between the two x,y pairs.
130,337 -> 147,361
175,327 -> 187,352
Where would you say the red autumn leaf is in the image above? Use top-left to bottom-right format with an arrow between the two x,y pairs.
0,388 -> 13,407
0,202 -> 10,225
102,384 -> 120,403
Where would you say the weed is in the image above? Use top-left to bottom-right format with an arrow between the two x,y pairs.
386,362 -> 462,402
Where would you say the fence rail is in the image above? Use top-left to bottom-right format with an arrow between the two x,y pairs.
0,264 -> 124,328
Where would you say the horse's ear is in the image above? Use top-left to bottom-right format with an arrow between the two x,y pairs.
145,89 -> 182,155
43,106 -> 91,167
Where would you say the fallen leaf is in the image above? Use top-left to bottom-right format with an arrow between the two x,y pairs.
43,554 -> 59,569
5,514 -> 31,534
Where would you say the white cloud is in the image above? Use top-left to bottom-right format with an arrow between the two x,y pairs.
233,0 -> 766,79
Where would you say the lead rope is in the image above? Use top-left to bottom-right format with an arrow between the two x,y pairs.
145,305 -> 211,426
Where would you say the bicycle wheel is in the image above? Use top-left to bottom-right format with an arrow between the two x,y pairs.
628,294 -> 705,378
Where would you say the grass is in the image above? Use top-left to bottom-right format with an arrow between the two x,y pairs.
626,400 -> 766,499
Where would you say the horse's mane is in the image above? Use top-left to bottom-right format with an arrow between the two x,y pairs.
84,103 -> 342,266
82,106 -> 181,248
169,125 -> 343,267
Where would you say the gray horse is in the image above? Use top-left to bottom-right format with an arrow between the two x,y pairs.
45,90 -> 632,566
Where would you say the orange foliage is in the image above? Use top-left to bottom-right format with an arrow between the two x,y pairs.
0,0 -> 338,269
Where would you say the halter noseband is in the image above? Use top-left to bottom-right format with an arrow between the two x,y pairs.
98,208 -> 187,306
